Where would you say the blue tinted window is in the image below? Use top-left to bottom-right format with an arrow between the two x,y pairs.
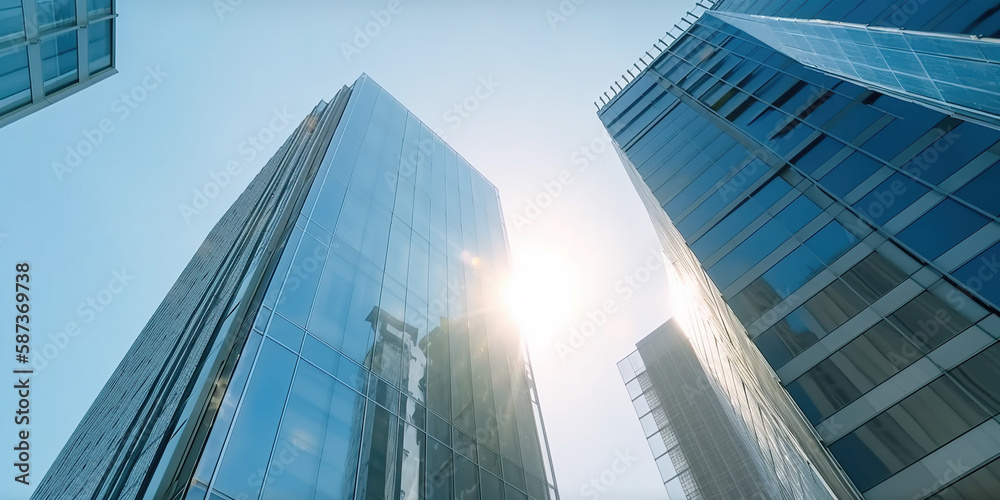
803,94 -> 851,128
826,103 -> 882,141
807,222 -> 859,264
709,196 -> 821,289
903,122 -> 1000,184
758,246 -> 823,299
87,19 -> 113,73
897,199 -> 989,260
953,241 -> 1000,309
265,314 -> 304,352
213,340 -> 297,499
275,234 -> 328,326
820,152 -> 883,198
955,160 -> 1000,217
862,97 -> 942,161
0,46 -> 30,114
852,172 -> 929,225
677,159 -> 769,237
829,377 -> 989,491
791,136 -> 845,175
691,177 -> 792,258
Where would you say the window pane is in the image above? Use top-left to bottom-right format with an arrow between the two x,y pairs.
955,160 -> 1000,217
852,172 -> 930,225
950,342 -> 1000,414
953,240 -> 1000,308
897,199 -> 989,260
929,455 -> 1000,499
213,340 -> 297,500
274,234 -> 328,326
820,151 -> 883,198
87,20 -> 113,73
37,0 -> 76,30
829,377 -> 990,491
40,31 -> 78,93
840,251 -> 908,303
754,280 -> 867,368
888,291 -> 971,354
87,0 -> 112,16
0,0 -> 23,38
787,321 -> 917,424
0,45 -> 31,114
902,122 -> 1000,185
691,177 -> 792,259
791,135 -> 845,175
709,196 -> 821,289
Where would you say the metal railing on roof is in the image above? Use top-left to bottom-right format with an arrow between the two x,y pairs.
594,0 -> 718,112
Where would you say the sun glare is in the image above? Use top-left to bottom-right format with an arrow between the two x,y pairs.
506,250 -> 577,341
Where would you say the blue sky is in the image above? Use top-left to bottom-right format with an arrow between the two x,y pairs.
0,1 -> 688,498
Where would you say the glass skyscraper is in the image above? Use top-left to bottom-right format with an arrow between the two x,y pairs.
600,1 -> 1000,498
0,0 -> 115,128
620,319 -> 846,499
33,75 -> 559,500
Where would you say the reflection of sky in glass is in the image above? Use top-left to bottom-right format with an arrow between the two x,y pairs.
709,11 -> 1000,128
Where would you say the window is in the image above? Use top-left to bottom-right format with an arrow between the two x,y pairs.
896,199 -> 989,260
87,0 -> 112,16
87,20 -> 113,73
754,280 -> 867,368
36,0 -> 76,30
691,177 -> 792,259
787,321 -> 919,424
953,240 -> 1000,308
829,376 -> 990,491
708,196 -> 821,289
729,221 -> 858,323
212,340 -> 297,500
955,159 -> 1000,217
840,251 -> 908,303
852,172 -> 930,225
40,31 -> 78,93
0,46 -> 30,114
901,122 -> 1000,185
791,135 -> 845,175
820,151 -> 884,198
887,291 -> 972,352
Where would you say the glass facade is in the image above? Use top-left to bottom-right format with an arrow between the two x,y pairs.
0,0 -> 115,127
620,319 -> 841,499
33,75 -> 558,500
599,1 -> 1000,499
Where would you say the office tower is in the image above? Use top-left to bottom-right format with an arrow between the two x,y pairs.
32,74 -> 559,500
620,319 -> 844,499
0,0 -> 116,128
599,1 -> 1000,499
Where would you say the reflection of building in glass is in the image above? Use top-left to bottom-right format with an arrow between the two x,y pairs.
600,1 -> 1000,498
621,319 -> 837,499
0,0 -> 116,128
33,74 -> 559,500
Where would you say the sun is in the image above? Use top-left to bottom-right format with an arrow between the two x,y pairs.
506,249 -> 577,341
